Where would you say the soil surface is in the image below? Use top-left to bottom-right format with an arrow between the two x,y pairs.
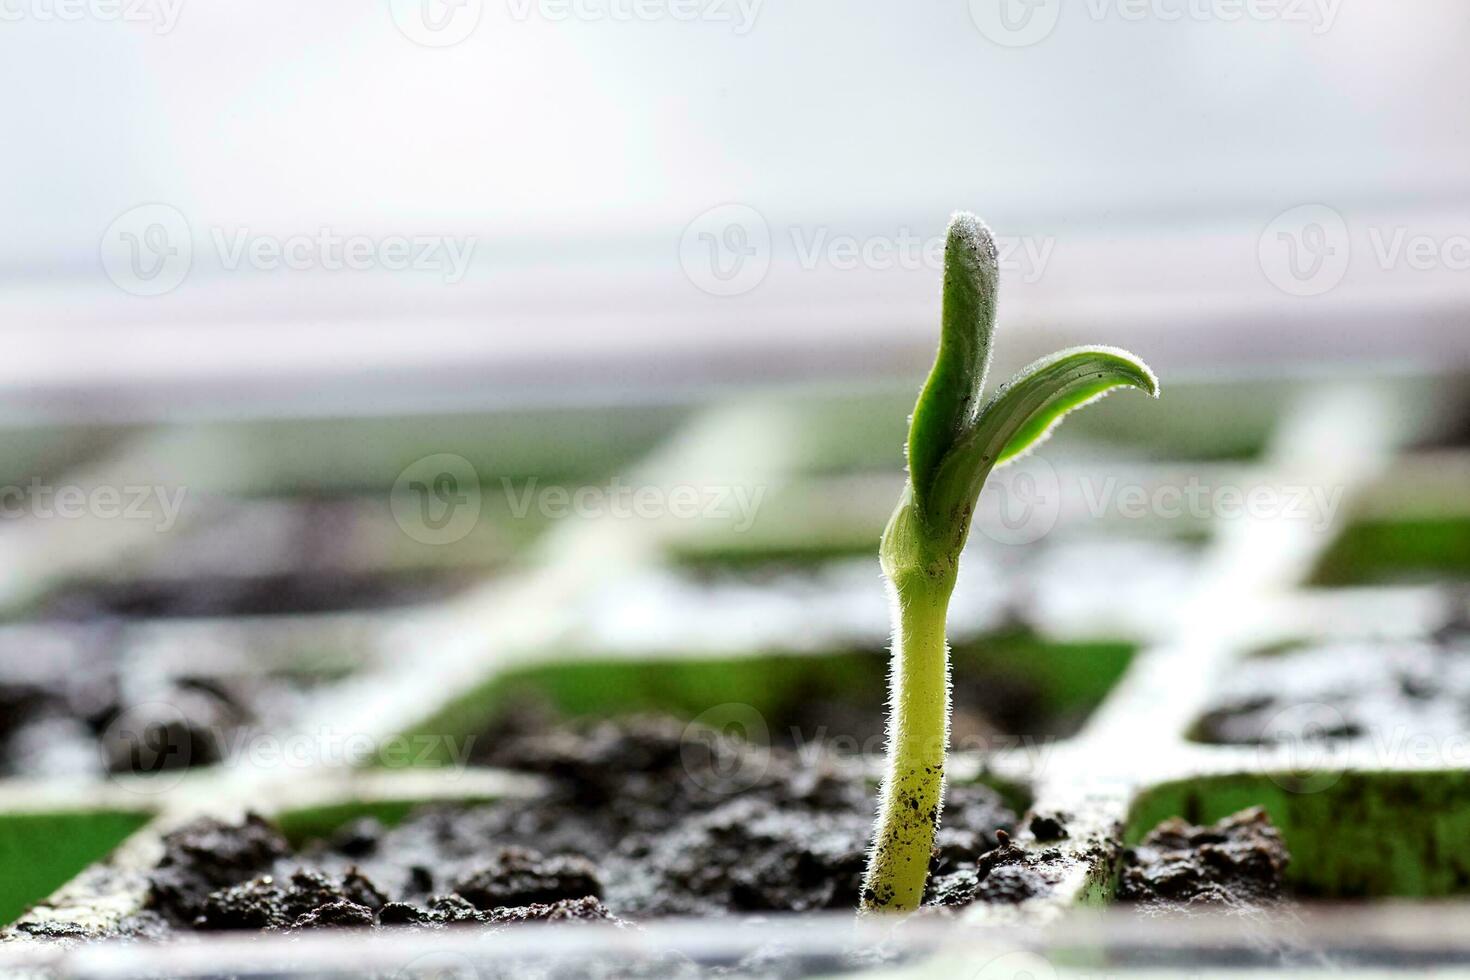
130,718 -> 1022,937
1191,622 -> 1470,747
1119,808 -> 1290,913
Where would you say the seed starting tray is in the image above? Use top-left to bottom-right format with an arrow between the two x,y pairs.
0,369 -> 1468,977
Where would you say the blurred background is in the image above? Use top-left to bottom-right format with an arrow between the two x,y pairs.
4,0 -> 1470,952
2,1 -> 1469,417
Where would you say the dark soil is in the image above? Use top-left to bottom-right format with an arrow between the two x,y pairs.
1028,811 -> 1069,842
20,495 -> 481,621
925,829 -> 1069,906
1119,808 -> 1290,912
134,718 -> 1023,936
1190,625 -> 1470,747
0,625 -> 312,779
29,568 -> 466,620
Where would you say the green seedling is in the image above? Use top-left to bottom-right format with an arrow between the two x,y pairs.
860,213 -> 1158,913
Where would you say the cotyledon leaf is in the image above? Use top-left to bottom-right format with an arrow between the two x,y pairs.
905,212 -> 999,521
927,346 -> 1159,544
987,345 -> 1159,464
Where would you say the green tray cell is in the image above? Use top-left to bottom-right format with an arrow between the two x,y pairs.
1126,771 -> 1470,898
1311,517 -> 1470,586
0,809 -> 153,927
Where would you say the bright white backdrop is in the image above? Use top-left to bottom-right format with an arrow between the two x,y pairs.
2,1 -> 1468,416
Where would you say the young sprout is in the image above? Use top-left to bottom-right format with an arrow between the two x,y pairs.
860,213 -> 1158,913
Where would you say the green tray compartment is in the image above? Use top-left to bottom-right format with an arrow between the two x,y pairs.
0,809 -> 152,926
1311,516 -> 1470,586
1125,771 -> 1470,898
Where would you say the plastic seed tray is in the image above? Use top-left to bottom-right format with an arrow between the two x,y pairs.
0,368 -> 1468,977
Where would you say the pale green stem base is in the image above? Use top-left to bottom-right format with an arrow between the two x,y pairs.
860,574 -> 955,912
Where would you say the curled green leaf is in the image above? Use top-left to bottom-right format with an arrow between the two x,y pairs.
924,346 -> 1158,551
989,346 -> 1159,464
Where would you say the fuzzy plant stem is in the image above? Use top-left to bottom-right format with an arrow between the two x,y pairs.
860,564 -> 956,912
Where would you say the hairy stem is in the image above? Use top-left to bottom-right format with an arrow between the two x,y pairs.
861,568 -> 955,913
